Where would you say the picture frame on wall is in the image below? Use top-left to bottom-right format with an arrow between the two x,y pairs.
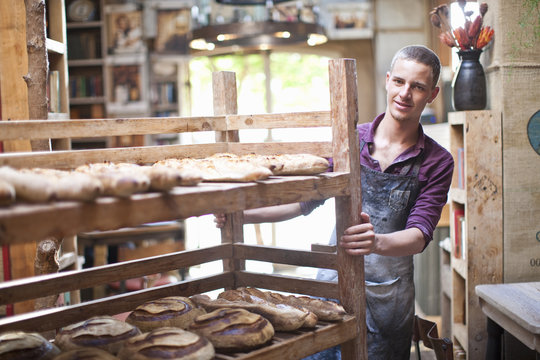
323,2 -> 373,40
105,3 -> 145,55
155,8 -> 191,54
105,54 -> 149,115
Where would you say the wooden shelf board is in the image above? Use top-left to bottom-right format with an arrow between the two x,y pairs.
66,21 -> 103,29
58,252 -> 78,271
68,59 -> 104,67
452,322 -> 468,350
440,264 -> 452,297
452,257 -> 467,280
47,112 -> 70,120
69,96 -> 106,105
0,173 -> 350,245
46,38 -> 66,55
449,188 -> 466,205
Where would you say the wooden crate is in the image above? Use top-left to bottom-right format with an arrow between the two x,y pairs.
0,59 -> 367,359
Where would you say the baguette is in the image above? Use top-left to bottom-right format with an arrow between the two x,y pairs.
191,293 -> 307,331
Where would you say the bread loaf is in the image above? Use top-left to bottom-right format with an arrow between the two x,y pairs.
52,347 -> 120,359
75,163 -> 150,197
146,165 -> 202,189
0,331 -> 60,360
240,153 -> 330,175
191,293 -> 307,331
240,287 -> 347,321
218,289 -> 318,328
126,296 -> 206,332
0,178 -> 15,206
55,316 -> 141,354
188,308 -> 274,352
117,327 -> 214,360
0,166 -> 56,202
24,168 -> 103,201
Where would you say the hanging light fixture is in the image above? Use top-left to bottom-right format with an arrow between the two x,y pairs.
189,0 -> 327,54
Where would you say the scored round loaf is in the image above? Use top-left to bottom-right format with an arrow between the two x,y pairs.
52,347 -> 120,359
117,327 -> 214,360
54,316 -> 141,355
0,331 -> 60,360
126,296 -> 206,332
188,308 -> 274,352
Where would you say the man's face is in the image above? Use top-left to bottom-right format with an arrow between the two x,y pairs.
385,59 -> 439,123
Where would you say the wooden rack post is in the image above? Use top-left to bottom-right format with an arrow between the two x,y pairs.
329,58 -> 367,359
213,71 -> 245,278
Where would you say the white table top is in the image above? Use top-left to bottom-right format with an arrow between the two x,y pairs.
476,282 -> 540,352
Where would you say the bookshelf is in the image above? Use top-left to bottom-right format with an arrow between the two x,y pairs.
46,0 -> 70,123
65,0 -> 109,149
447,110 -> 503,359
149,55 -> 191,145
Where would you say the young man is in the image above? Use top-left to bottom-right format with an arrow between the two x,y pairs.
215,45 -> 454,359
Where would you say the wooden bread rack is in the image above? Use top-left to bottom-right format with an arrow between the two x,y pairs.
0,59 -> 367,359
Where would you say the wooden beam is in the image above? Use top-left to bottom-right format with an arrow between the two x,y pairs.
0,0 -> 36,315
329,58 -> 367,359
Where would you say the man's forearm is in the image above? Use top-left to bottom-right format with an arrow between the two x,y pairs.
374,227 -> 425,256
244,203 -> 302,224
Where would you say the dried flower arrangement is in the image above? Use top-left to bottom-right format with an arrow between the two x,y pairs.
430,1 -> 494,51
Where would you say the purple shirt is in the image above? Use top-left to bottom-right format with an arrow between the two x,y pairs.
301,113 -> 454,248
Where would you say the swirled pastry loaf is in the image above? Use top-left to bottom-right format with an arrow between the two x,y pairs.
218,289 -> 318,328
188,307 -> 274,352
0,331 -> 60,360
117,327 -> 214,360
126,296 -> 206,332
54,316 -> 141,355
238,287 -> 347,321
191,293 -> 308,331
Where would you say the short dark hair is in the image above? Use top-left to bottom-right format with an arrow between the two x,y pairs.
390,45 -> 441,88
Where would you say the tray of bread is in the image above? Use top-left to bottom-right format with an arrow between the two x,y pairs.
0,153 -> 349,246
0,288 -> 356,359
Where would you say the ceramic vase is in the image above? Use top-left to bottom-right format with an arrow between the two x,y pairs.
452,49 -> 487,111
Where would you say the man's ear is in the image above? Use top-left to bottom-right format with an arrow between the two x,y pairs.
428,86 -> 440,103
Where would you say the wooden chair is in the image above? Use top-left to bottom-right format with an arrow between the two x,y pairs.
412,315 -> 454,360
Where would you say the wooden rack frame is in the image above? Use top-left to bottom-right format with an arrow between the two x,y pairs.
0,59 -> 367,359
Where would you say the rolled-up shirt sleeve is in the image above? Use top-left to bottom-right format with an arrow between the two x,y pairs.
406,146 -> 454,250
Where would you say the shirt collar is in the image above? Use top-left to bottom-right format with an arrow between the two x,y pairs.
361,112 -> 426,156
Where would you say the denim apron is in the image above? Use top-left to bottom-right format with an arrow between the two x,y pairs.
308,140 -> 423,360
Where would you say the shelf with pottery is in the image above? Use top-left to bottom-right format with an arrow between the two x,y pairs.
447,110 -> 502,359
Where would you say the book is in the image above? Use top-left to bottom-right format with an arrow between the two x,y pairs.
48,70 -> 60,112
457,147 -> 465,189
453,208 -> 465,258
